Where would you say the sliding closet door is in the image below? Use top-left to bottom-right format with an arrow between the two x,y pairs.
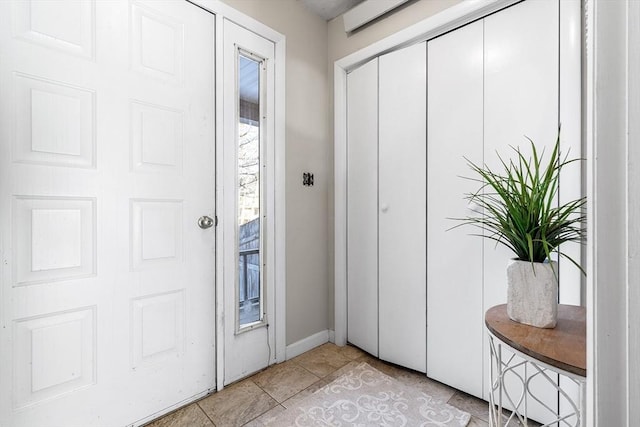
483,0 -> 561,422
427,21 -> 484,397
346,59 -> 379,356
378,42 -> 427,373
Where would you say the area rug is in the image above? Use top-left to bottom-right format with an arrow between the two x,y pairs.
264,362 -> 470,426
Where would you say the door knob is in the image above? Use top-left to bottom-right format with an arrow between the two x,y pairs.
198,215 -> 215,229
380,204 -> 389,213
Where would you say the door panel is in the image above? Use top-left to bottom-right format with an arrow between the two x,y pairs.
378,42 -> 427,373
427,20 -> 484,397
346,58 -> 379,357
222,19 -> 276,385
0,1 -> 216,426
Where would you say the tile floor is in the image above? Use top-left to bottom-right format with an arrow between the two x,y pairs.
145,343 -> 514,427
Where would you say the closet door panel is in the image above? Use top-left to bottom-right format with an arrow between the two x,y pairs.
346,59 -> 379,356
427,21 -> 484,398
483,0 -> 560,313
378,42 -> 427,373
484,0 -> 560,420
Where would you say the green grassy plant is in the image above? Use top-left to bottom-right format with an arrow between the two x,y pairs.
452,134 -> 586,274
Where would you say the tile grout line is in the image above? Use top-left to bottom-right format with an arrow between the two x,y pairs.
240,357 -> 333,425
194,401 -> 217,427
247,377 -> 282,404
263,349 -> 344,407
250,365 -> 321,406
240,402 -> 285,427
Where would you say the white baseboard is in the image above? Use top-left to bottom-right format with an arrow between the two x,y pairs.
286,330 -> 330,360
328,330 -> 335,343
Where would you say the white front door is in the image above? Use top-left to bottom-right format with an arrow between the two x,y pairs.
221,19 -> 276,385
0,1 -> 216,426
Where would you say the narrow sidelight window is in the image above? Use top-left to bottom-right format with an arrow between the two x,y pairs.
237,51 -> 264,329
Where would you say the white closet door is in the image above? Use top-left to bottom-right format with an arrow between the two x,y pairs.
427,20 -> 484,397
347,59 -> 379,356
484,0 -> 561,422
483,0 -> 560,311
378,42 -> 427,373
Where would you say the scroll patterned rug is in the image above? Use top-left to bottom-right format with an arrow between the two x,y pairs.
264,362 -> 470,426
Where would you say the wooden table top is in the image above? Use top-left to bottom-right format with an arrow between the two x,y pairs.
485,304 -> 586,377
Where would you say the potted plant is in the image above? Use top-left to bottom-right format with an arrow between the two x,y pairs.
452,134 -> 586,328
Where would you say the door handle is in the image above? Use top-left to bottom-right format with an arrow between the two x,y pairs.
198,215 -> 215,229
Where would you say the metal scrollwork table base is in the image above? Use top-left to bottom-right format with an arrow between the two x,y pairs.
485,304 -> 586,427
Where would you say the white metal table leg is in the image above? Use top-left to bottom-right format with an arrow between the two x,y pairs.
488,331 -> 586,427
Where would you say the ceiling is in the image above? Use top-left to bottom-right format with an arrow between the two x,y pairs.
298,0 -> 366,21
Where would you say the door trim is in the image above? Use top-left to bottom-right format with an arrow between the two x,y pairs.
190,0 -> 286,392
584,0 -> 638,424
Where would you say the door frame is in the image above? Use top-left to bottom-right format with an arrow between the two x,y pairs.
190,0 -> 287,391
585,0 -> 640,424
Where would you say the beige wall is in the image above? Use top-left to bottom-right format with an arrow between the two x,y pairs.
326,0 -> 462,329
221,0 -> 330,345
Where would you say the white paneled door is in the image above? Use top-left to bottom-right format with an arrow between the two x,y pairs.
0,1 -> 216,426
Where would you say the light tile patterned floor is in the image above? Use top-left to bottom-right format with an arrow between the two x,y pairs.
145,343 -> 500,427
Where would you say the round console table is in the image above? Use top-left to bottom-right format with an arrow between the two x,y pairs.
485,304 -> 586,427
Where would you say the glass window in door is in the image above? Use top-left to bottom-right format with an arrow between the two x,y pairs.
237,52 -> 264,329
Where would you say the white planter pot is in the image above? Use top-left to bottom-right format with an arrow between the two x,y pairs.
506,259 -> 558,328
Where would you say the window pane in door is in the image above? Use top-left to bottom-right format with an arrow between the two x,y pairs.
238,53 -> 262,327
